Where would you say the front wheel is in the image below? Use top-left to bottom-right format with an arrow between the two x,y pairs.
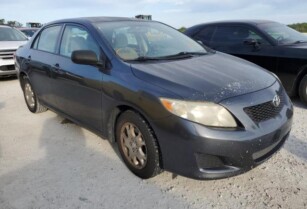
299,75 -> 307,105
116,110 -> 162,179
22,77 -> 47,113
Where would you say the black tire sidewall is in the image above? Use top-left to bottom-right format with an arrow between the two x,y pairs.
22,77 -> 38,113
116,110 -> 160,179
299,75 -> 307,105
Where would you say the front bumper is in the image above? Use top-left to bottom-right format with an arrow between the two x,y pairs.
151,81 -> 293,180
0,59 -> 17,76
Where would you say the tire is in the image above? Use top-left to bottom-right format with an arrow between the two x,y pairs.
299,75 -> 307,105
116,110 -> 162,179
22,77 -> 47,113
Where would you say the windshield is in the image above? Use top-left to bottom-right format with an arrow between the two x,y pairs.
259,22 -> 307,45
0,27 -> 28,41
94,21 -> 206,61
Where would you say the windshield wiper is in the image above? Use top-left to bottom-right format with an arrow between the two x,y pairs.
159,51 -> 207,59
170,51 -> 207,56
129,51 -> 207,62
129,56 -> 163,62
293,40 -> 307,44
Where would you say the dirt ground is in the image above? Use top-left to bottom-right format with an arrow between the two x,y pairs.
0,78 -> 306,209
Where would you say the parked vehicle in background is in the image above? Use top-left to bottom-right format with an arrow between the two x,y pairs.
18,28 -> 39,38
0,25 -> 27,77
15,17 -> 293,180
26,22 -> 42,28
185,20 -> 307,104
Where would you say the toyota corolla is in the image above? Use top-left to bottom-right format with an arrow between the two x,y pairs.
15,17 -> 293,180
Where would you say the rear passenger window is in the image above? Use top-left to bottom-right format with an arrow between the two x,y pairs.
212,26 -> 269,45
36,25 -> 62,53
60,25 -> 100,58
193,26 -> 215,44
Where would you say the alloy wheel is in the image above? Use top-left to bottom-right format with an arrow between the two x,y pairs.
24,83 -> 35,108
120,122 -> 147,169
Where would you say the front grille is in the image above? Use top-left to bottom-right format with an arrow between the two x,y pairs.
0,65 -> 15,71
0,50 -> 15,60
244,94 -> 284,123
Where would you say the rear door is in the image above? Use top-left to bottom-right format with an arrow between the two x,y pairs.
27,25 -> 63,108
191,25 -> 216,46
52,24 -> 103,131
209,25 -> 278,74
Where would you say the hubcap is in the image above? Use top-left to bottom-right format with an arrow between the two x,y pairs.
120,123 -> 147,169
24,83 -> 35,108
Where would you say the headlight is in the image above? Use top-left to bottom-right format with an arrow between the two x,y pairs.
160,98 -> 237,128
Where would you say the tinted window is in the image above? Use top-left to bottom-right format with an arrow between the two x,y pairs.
212,26 -> 269,45
0,27 -> 27,41
60,25 -> 100,57
193,26 -> 215,44
37,25 -> 62,53
259,22 -> 307,45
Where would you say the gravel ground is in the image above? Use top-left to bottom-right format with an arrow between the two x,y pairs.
0,78 -> 306,209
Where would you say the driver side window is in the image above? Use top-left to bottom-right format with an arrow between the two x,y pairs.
60,25 -> 100,58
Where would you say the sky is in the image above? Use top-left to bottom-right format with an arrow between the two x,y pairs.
0,0 -> 307,28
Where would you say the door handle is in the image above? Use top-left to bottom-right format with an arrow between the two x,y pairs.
54,63 -> 60,69
53,63 -> 65,75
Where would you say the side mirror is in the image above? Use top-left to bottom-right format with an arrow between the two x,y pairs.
71,50 -> 101,66
244,39 -> 260,50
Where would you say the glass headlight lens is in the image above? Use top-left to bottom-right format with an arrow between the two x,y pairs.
160,98 -> 237,128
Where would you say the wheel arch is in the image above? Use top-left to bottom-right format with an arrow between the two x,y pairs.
293,65 -> 307,97
107,105 -> 154,143
19,72 -> 28,89
106,104 -> 164,168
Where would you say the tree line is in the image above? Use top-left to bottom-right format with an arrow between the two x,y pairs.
0,19 -> 23,27
288,23 -> 307,32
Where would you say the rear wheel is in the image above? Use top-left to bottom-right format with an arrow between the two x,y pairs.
116,110 -> 162,179
299,75 -> 307,105
22,77 -> 47,113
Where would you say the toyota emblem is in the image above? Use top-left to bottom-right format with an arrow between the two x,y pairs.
272,95 -> 281,107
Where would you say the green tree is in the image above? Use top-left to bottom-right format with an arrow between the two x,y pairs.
7,21 -> 23,27
288,23 -> 307,33
178,27 -> 187,33
0,19 -> 5,25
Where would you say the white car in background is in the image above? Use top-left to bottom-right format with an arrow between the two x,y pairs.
0,25 -> 28,77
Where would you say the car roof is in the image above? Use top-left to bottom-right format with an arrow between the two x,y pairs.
206,20 -> 275,25
48,16 -> 145,25
0,25 -> 12,28
188,20 -> 279,29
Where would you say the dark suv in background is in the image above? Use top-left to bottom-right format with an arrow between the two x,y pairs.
185,20 -> 307,104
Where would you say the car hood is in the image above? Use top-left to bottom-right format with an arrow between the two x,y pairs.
283,42 -> 307,49
131,52 -> 276,103
0,41 -> 27,51
277,43 -> 307,59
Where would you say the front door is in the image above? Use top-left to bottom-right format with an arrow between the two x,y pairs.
52,24 -> 103,132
